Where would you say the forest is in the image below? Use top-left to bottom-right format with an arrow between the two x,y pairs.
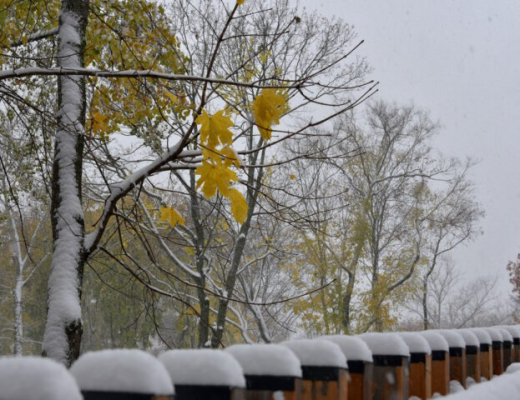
0,0 -> 516,368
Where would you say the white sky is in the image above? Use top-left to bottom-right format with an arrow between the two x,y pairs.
300,0 -> 520,293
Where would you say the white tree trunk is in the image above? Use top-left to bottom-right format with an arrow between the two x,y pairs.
8,208 -> 24,356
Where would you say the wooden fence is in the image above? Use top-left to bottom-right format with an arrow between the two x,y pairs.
1,325 -> 520,400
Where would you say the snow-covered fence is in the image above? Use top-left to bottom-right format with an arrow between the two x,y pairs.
5,326 -> 520,399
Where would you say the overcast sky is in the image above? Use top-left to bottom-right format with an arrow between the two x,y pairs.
300,0 -> 520,292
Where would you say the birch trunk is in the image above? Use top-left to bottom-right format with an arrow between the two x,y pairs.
8,210 -> 24,356
42,0 -> 89,366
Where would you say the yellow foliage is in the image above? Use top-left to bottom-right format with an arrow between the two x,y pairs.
228,188 -> 248,224
253,89 -> 288,140
160,206 -> 185,228
196,110 -> 234,149
195,158 -> 238,198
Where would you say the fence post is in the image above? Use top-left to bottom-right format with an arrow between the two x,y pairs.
159,349 -> 246,400
484,328 -> 504,377
435,330 -> 466,389
495,328 -> 513,371
0,357 -> 82,400
457,330 -> 480,385
282,339 -> 348,400
226,344 -> 302,400
419,331 -> 450,397
321,335 -> 374,400
470,328 -> 493,381
398,332 -> 432,400
500,326 -> 520,363
359,333 -> 410,400
70,349 -> 174,400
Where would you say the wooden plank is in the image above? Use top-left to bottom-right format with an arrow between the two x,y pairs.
480,350 -> 493,380
466,352 -> 481,383
449,350 -> 466,388
408,355 -> 432,400
492,346 -> 504,376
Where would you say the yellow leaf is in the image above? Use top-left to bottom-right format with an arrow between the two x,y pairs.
228,188 -> 248,224
22,35 -> 28,45
160,206 -> 185,228
196,109 -> 234,149
237,0 -> 245,4
91,111 -> 109,136
221,146 -> 241,168
185,246 -> 195,256
195,158 -> 237,198
290,174 -> 296,180
253,89 -> 288,140
165,91 -> 178,103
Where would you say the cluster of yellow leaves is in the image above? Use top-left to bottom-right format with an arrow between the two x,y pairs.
160,206 -> 185,228
195,110 -> 248,223
253,89 -> 289,140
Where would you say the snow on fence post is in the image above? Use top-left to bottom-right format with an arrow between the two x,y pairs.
320,335 -> 374,400
0,357 -> 82,400
435,330 -> 467,389
470,328 -> 493,381
419,331 -> 450,396
70,349 -> 174,400
484,328 -> 504,376
358,333 -> 410,400
225,344 -> 303,400
158,349 -> 246,400
457,330 -> 481,385
281,339 -> 348,400
398,332 -> 432,400
500,326 -> 520,363
495,328 -> 513,371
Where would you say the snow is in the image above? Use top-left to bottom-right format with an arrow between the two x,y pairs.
443,368 -> 520,399
41,10 -> 86,363
456,330 -> 479,347
398,332 -> 431,354
358,333 -> 409,357
418,331 -> 449,352
498,326 -> 520,340
225,344 -> 302,377
466,377 -> 477,388
506,363 -> 520,374
450,380 -> 465,393
495,328 -> 513,342
70,349 -> 174,395
483,328 -> 503,342
158,349 -> 245,387
320,335 -> 373,362
0,356 -> 82,400
281,339 -> 346,368
433,330 -> 465,348
469,328 -> 492,345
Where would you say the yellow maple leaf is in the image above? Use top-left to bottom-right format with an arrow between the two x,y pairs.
290,174 -> 296,180
165,91 -> 178,103
221,146 -> 241,168
237,0 -> 245,5
195,158 -> 238,198
228,188 -> 248,224
160,206 -> 185,228
196,109 -> 234,149
253,89 -> 288,140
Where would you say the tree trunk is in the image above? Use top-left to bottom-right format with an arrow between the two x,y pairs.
422,278 -> 429,330
9,212 -> 24,355
42,0 -> 89,367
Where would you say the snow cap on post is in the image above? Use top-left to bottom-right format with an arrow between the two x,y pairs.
483,327 -> 503,342
469,328 -> 492,345
281,339 -> 346,368
0,357 -> 82,400
358,332 -> 410,357
456,330 -> 479,347
496,328 -> 514,343
398,332 -> 431,355
418,331 -> 449,352
225,344 -> 301,377
70,349 -> 174,397
434,330 -> 465,349
498,326 -> 520,342
159,349 -> 246,388
320,335 -> 372,362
